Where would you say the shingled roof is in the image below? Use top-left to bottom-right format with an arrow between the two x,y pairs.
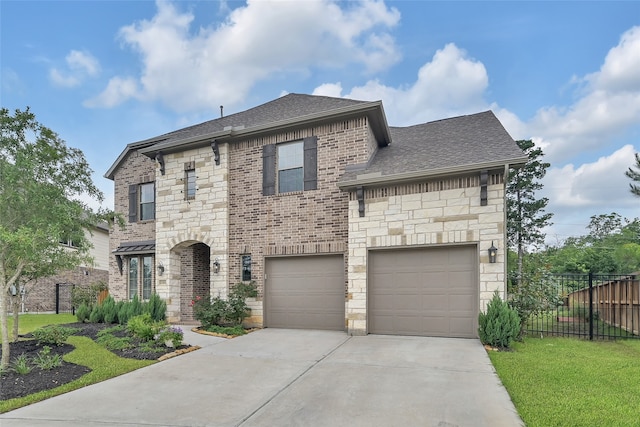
338,111 -> 527,188
105,94 -> 390,179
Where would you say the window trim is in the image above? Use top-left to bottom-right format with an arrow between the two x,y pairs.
262,136 -> 317,196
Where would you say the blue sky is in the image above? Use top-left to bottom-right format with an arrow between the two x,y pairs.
2,0 -> 640,246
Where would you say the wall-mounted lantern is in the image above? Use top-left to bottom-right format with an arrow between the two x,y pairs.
488,241 -> 498,263
157,262 -> 165,276
213,258 -> 221,274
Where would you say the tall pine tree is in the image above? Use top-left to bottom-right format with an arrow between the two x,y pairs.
507,139 -> 553,281
625,153 -> 640,196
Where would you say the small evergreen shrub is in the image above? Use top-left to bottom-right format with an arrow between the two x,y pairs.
89,304 -> 104,323
478,291 -> 521,349
145,293 -> 167,322
32,325 -> 79,346
101,296 -> 118,324
117,300 -> 129,324
76,302 -> 91,323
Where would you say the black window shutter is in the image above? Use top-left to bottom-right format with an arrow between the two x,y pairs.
128,184 -> 138,223
303,136 -> 317,191
262,144 -> 276,196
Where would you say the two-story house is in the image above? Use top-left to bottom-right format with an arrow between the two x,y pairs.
105,94 -> 526,337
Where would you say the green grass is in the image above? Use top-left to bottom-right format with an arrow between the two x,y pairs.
7,313 -> 77,335
490,338 -> 640,427
1,314 -> 155,413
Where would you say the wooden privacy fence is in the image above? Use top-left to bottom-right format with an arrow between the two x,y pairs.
568,275 -> 639,336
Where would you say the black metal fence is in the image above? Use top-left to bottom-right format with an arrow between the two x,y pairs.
55,283 -> 75,315
524,273 -> 639,340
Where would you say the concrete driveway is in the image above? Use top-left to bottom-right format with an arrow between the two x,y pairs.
1,328 -> 523,427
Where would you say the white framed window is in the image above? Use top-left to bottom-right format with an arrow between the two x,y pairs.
277,141 -> 304,193
139,183 -> 155,221
128,255 -> 153,300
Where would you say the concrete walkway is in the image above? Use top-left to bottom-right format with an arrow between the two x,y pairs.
1,328 -> 523,427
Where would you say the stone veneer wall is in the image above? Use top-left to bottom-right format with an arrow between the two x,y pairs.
109,151 -> 156,301
345,172 -> 507,335
228,117 -> 377,326
154,145 -> 228,322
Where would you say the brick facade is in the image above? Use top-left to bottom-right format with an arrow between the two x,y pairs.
109,150 -> 156,301
20,267 -> 108,313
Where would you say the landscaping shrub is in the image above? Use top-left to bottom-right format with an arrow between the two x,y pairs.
145,293 -> 167,322
32,346 -> 63,370
192,282 -> 258,329
32,325 -> 80,346
127,313 -> 163,342
116,300 -> 129,324
76,303 -> 91,323
101,296 -> 118,324
11,354 -> 31,375
479,291 -> 521,349
157,326 -> 183,348
71,280 -> 108,309
88,304 -> 104,323
96,326 -> 133,351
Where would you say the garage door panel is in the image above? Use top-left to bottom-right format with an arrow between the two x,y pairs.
265,256 -> 345,331
369,246 -> 478,338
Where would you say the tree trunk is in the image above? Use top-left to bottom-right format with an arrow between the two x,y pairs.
0,279 -> 10,370
12,294 -> 19,342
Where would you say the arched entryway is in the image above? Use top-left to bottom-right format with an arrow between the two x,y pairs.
176,242 -> 210,321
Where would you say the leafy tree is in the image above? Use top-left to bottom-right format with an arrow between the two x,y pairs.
507,139 -> 553,281
625,152 -> 640,196
0,107 -> 113,369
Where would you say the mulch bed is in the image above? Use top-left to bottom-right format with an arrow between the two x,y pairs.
1,322 -> 192,401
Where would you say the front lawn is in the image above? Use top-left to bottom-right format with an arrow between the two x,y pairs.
489,337 -> 640,427
0,314 -> 185,413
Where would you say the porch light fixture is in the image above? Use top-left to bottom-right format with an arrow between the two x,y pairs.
157,262 -> 165,276
488,242 -> 498,264
213,258 -> 220,274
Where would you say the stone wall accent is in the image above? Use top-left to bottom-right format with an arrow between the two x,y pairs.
345,172 -> 507,335
154,144 -> 228,322
108,150 -> 156,301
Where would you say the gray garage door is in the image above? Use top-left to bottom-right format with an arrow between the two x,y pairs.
265,255 -> 345,331
369,246 -> 478,338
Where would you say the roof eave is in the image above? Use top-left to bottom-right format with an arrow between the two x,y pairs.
337,156 -> 528,190
138,100 -> 392,158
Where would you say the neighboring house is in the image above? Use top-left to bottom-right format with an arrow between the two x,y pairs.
105,94 -> 526,338
22,223 -> 110,313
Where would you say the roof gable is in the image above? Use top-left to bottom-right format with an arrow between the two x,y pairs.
338,111 -> 527,188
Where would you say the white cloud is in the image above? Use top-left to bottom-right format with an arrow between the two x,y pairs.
526,26 -> 640,164
84,77 -> 139,108
314,43 -> 489,125
541,144 -> 639,243
49,50 -> 100,88
88,0 -> 401,112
